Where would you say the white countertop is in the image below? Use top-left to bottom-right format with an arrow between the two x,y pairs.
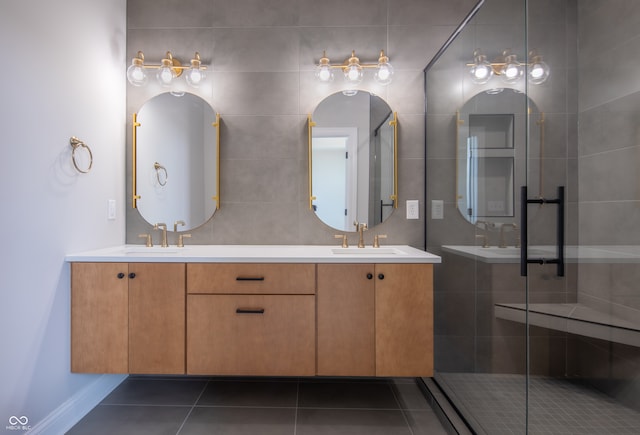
65,244 -> 441,264
441,245 -> 640,263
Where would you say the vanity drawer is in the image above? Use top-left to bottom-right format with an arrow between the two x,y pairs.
187,263 -> 315,294
187,294 -> 315,375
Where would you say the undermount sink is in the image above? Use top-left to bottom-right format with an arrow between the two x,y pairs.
331,247 -> 405,255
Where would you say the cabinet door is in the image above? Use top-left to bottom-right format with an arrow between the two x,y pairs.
129,263 -> 186,374
71,262 -> 128,373
317,264 -> 375,376
375,264 -> 433,377
187,294 -> 315,376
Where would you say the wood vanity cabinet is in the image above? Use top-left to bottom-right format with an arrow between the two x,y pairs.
71,262 -> 185,374
317,263 -> 433,377
186,263 -> 316,376
71,259 -> 433,377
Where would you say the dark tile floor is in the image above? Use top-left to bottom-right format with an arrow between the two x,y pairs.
66,376 -> 448,435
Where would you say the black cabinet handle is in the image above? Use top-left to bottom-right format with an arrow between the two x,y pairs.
378,273 -> 385,280
236,308 -> 265,314
129,272 -> 136,279
366,273 -> 373,280
117,272 -> 125,279
236,277 -> 265,281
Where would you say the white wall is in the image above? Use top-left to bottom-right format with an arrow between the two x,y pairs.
0,0 -> 126,432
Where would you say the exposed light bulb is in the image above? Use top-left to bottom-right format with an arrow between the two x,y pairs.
315,51 -> 334,82
126,52 -> 147,86
501,52 -> 523,84
185,68 -> 205,87
344,51 -> 363,85
185,52 -> 206,87
469,51 -> 493,84
157,53 -> 176,87
528,51 -> 550,85
374,50 -> 394,85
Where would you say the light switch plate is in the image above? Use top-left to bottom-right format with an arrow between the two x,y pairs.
107,199 -> 116,220
406,200 -> 419,219
431,200 -> 444,219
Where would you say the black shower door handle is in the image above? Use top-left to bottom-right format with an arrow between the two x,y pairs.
520,186 -> 565,277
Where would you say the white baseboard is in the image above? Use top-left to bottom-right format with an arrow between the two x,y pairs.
28,374 -> 127,435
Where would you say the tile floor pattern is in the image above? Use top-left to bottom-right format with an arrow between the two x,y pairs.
436,373 -> 640,435
66,376 -> 448,435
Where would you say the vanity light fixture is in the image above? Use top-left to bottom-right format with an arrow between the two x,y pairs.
467,49 -> 550,85
315,50 -> 394,85
126,51 -> 208,88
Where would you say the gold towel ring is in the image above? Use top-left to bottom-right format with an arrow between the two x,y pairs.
154,162 -> 168,186
70,136 -> 93,173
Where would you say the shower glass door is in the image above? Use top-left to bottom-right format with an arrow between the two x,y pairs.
426,0 -> 640,433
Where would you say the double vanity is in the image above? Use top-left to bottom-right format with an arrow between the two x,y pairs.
67,245 -> 440,378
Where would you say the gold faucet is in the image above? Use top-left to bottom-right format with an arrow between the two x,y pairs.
177,233 -> 191,248
475,234 -> 489,248
499,223 -> 518,248
354,220 -> 368,248
138,233 -> 153,247
373,234 -> 387,248
174,220 -> 186,232
334,234 -> 348,248
154,223 -> 168,247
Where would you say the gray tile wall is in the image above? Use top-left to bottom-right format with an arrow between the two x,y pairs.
125,0 -> 476,246
574,0 -> 640,410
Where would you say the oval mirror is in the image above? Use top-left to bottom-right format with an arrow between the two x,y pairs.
309,91 -> 398,232
133,92 -> 220,231
456,88 -> 539,225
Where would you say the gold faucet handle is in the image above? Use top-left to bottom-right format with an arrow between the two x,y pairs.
334,234 -> 348,248
373,234 -> 387,248
174,220 -> 186,232
475,234 -> 489,248
177,234 -> 192,248
138,233 -> 153,247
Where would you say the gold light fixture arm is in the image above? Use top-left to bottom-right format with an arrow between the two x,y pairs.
132,113 -> 141,208
389,112 -> 399,208
308,114 -> 317,210
455,111 -> 464,202
212,113 -> 221,210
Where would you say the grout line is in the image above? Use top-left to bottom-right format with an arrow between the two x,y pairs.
175,378 -> 210,435
293,379 -> 300,435
388,379 -> 416,435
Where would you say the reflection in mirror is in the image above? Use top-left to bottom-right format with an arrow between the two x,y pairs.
133,92 -> 220,231
457,89 -> 540,225
309,91 -> 397,232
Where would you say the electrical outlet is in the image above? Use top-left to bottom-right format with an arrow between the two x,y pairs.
107,199 -> 116,220
406,200 -> 419,219
431,200 -> 444,219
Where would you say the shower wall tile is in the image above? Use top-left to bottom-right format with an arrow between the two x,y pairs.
297,0 -> 387,26
127,0 -> 214,28
211,72 -> 300,115
397,114 -> 425,159
579,202 -> 640,245
211,28 -> 300,72
221,115 -> 303,161
577,0 -> 640,62
389,0 -> 477,26
210,0 -> 299,27
389,25 -> 457,70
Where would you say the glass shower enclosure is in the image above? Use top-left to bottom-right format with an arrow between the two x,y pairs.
425,0 -> 640,432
